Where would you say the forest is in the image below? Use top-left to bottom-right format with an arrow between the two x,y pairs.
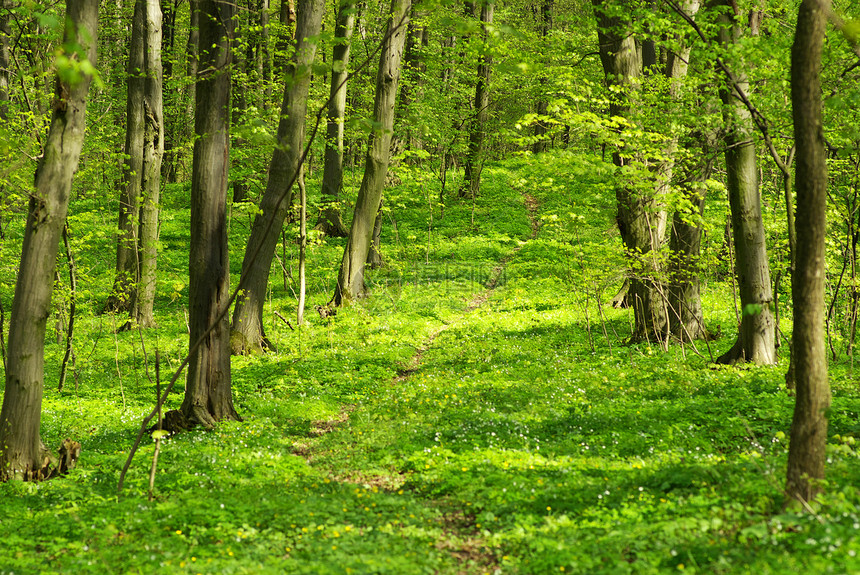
0,0 -> 859,572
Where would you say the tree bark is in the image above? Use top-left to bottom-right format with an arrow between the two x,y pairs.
593,0 -> 669,343
0,0 -> 97,482
333,0 -> 411,305
133,0 -> 164,328
531,0 -> 552,154
460,0 -> 493,199
664,0 -> 708,341
181,0 -> 240,428
715,1 -> 775,365
0,0 -> 10,121
785,0 -> 830,505
316,0 -> 357,238
230,0 -> 324,354
106,0 -> 147,314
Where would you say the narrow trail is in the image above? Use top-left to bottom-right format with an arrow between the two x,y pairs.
396,192 -> 541,381
296,191 -> 542,573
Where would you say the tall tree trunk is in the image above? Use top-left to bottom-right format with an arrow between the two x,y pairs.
664,0 -> 708,341
0,0 -> 10,121
593,0 -> 669,342
230,0 -> 324,355
460,0 -> 493,199
332,0 -> 410,305
785,0 -> 830,504
257,0 -> 272,102
0,0 -> 97,482
316,0 -> 356,238
160,0 -> 177,182
531,0 -> 552,154
181,0 -> 240,428
106,0 -> 147,314
133,0 -> 164,328
715,1 -> 775,365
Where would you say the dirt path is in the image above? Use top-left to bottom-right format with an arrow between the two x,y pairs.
299,192 -> 542,572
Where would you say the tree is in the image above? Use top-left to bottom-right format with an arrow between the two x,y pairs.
181,0 -> 240,427
105,0 -> 163,327
785,0 -> 830,504
332,0 -> 411,305
230,0 -> 325,354
531,0 -> 552,154
316,0 -> 357,238
593,0 -> 670,342
105,0 -> 148,315
714,0 -> 775,365
460,0 -> 493,199
0,0 -> 97,481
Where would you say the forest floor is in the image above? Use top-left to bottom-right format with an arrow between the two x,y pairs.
2,151 -> 860,574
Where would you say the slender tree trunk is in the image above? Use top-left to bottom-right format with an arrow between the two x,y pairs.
0,0 -> 97,482
366,198 -> 383,268
316,0 -> 356,238
181,0 -> 240,428
333,0 -> 411,305
0,0 -> 10,121
715,2 -> 775,365
532,0 -> 552,154
106,1 -> 147,313
133,0 -> 164,327
230,0 -> 324,354
785,0 -> 830,505
160,0 -> 177,182
257,0 -> 272,101
460,0 -> 493,199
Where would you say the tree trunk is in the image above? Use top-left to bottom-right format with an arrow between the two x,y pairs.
106,0 -> 147,314
133,0 -> 164,328
230,0 -> 324,354
460,0 -> 493,199
333,0 -> 411,305
0,0 -> 97,482
531,0 -> 552,154
0,0 -> 10,121
366,198 -> 383,268
715,1 -> 775,365
593,0 -> 669,342
181,0 -> 240,428
316,0 -> 356,238
664,0 -> 708,341
785,0 -> 830,505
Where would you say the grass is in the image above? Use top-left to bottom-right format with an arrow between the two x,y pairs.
1,150 -> 860,574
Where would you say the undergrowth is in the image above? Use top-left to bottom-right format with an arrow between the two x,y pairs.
1,150 -> 859,574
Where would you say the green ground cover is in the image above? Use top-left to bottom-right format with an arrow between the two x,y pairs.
1,151 -> 860,574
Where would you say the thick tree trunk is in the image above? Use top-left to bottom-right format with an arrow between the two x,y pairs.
316,0 -> 356,238
460,1 -> 493,199
785,0 -> 830,505
230,0 -> 324,354
715,2 -> 775,365
106,1 -> 147,314
593,0 -> 669,342
668,171 -> 710,341
133,0 -> 164,328
181,0 -> 240,428
0,0 -> 97,482
333,0 -> 411,305
665,0 -> 708,341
